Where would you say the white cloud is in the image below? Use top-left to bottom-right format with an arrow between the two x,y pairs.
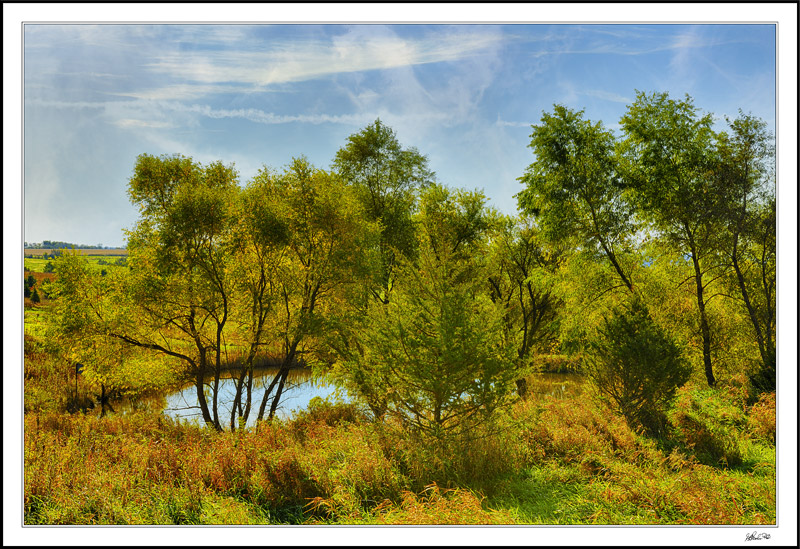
139,28 -> 505,93
114,118 -> 173,129
580,89 -> 633,104
495,118 -> 532,128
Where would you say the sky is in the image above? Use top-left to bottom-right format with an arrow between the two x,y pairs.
21,22 -> 778,248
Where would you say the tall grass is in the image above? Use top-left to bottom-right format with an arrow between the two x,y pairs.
24,337 -> 776,525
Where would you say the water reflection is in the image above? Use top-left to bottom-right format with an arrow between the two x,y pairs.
117,371 -> 585,427
163,368 -> 341,427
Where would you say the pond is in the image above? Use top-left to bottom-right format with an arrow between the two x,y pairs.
160,367 -> 342,427
156,370 -> 586,428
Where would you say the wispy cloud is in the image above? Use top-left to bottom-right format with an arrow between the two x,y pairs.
495,118 -> 531,128
580,89 -> 632,104
114,118 -> 173,129
141,29 -> 504,91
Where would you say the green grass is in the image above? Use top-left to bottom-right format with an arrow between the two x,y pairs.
24,307 -> 50,339
24,255 -> 127,273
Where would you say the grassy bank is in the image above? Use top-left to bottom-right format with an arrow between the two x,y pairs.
23,334 -> 776,525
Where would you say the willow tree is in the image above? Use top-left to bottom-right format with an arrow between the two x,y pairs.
333,119 -> 434,304
122,154 -> 239,429
225,173 -> 290,430
619,91 -> 724,387
715,112 -> 776,389
250,158 -> 379,422
48,154 -> 241,430
517,105 -> 637,293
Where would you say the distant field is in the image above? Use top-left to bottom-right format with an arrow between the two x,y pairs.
24,255 -> 127,273
24,248 -> 128,257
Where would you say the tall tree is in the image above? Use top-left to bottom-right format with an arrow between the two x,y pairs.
619,91 -> 724,387
517,105 -> 636,292
225,173 -> 291,430
124,154 -> 238,429
333,119 -> 435,304
49,154 -> 239,430
715,112 -> 776,380
251,158 -> 378,422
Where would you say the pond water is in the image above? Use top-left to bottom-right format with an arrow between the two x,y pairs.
155,370 -> 586,428
161,368 -> 342,427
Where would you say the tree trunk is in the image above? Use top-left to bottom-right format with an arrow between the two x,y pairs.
687,231 -> 715,387
268,367 -> 291,421
732,234 -> 769,368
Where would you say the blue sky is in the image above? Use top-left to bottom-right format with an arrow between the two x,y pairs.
22,22 -> 777,247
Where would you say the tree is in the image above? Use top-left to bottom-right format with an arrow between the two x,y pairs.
333,119 -> 434,304
224,171 -> 291,430
619,91 -> 724,387
715,112 -> 776,387
517,105 -> 637,292
339,184 -> 517,439
487,215 -> 563,397
52,153 -> 241,430
586,296 -> 691,434
249,158 -> 378,422
31,288 -> 41,303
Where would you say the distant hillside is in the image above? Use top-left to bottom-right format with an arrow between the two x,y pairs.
24,240 -> 125,250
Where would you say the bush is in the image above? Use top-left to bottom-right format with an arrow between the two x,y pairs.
748,350 -> 776,401
747,392 -> 775,445
291,397 -> 366,434
585,297 -> 691,435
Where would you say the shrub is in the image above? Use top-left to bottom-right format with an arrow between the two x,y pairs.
747,391 -> 775,445
372,483 -> 518,525
748,350 -> 776,401
387,417 -> 522,493
585,297 -> 691,435
291,397 -> 366,433
514,396 -> 638,467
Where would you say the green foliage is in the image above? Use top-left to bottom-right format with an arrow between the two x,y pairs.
333,119 -> 434,302
337,184 -> 517,441
586,297 -> 691,434
26,105 -> 777,526
43,261 -> 55,273
517,104 -> 635,291
669,386 -> 745,468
